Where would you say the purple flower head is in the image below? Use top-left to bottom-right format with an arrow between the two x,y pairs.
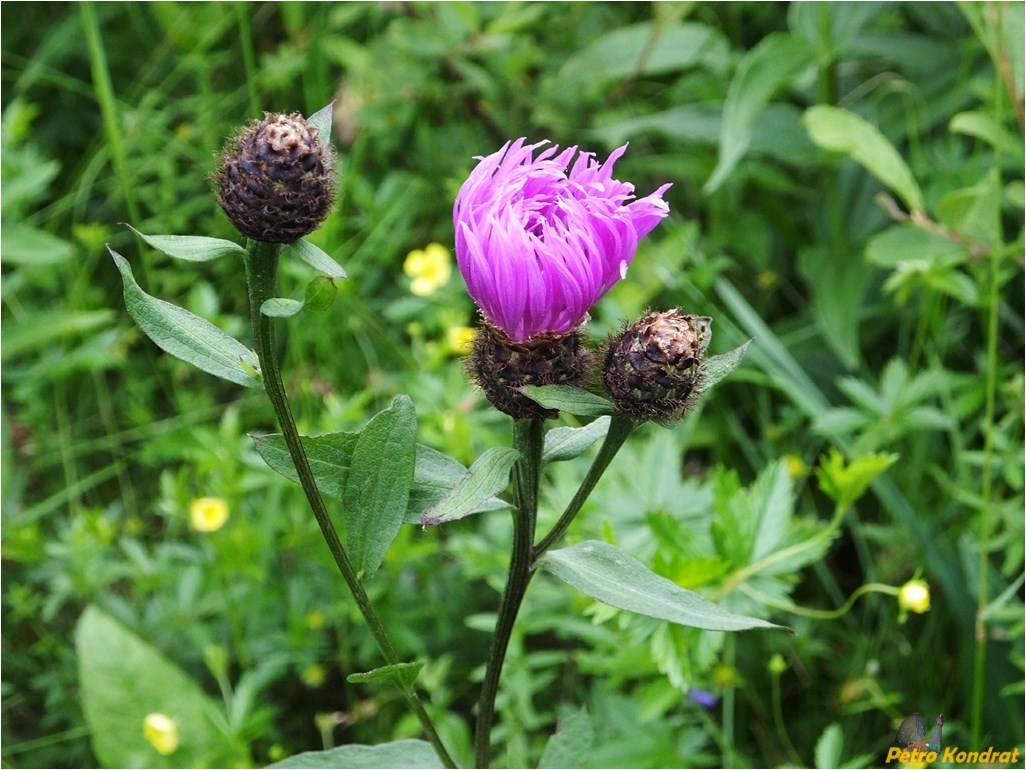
454,138 -> 671,342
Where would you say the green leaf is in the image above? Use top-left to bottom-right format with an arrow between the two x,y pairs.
694,341 -> 752,396
1,221 -> 74,265
343,396 -> 417,580
306,101 -> 336,158
538,709 -> 594,769
76,606 -> 240,768
282,238 -> 347,279
519,385 -> 614,417
420,447 -> 518,526
814,723 -> 843,769
260,276 -> 339,318
797,243 -> 868,369
539,541 -> 786,632
261,298 -> 305,317
346,661 -> 423,690
123,224 -> 246,261
1,309 -> 113,362
268,740 -> 443,769
705,32 -> 816,192
815,447 -> 900,512
543,417 -> 611,463
950,111 -> 1025,161
802,105 -> 925,212
110,248 -> 261,388
251,433 -> 506,524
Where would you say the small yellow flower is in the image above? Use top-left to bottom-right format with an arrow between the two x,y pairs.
143,712 -> 180,756
302,663 -> 327,687
306,610 -> 326,630
190,497 -> 229,532
447,325 -> 476,355
403,243 -> 452,296
783,453 -> 808,479
898,579 -> 931,614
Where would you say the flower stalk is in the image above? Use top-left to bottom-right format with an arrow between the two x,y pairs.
242,240 -> 455,770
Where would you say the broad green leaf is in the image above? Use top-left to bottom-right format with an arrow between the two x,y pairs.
519,385 -> 614,417
76,606 -> 240,768
540,541 -> 785,632
269,740 -> 443,769
802,105 -> 925,212
282,238 -> 347,279
346,661 -> 423,690
306,101 -> 336,158
420,447 -> 518,526
865,224 -> 969,268
814,723 -> 843,769
538,709 -> 594,769
252,434 -> 506,523
694,341 -> 752,397
1,221 -> 74,265
950,111 -> 1025,160
343,396 -> 417,580
110,248 -> 261,388
543,417 -> 611,463
123,224 -> 246,261
705,32 -> 816,192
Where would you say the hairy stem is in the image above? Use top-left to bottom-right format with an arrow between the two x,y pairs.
243,241 -> 455,769
474,418 -> 544,769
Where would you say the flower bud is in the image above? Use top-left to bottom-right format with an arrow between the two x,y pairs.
468,319 -> 589,419
214,112 -> 336,243
898,579 -> 931,614
603,309 -> 711,422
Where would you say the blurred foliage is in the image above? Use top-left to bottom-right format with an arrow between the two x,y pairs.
2,2 -> 1023,768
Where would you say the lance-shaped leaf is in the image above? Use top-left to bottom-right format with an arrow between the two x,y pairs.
268,740 -> 443,769
342,396 -> 417,580
110,248 -> 261,388
543,417 -> 611,463
420,447 -> 518,526
346,661 -> 423,691
519,385 -> 615,417
282,238 -> 347,279
694,340 -> 752,397
260,276 -> 339,317
306,101 -> 336,158
251,434 -> 506,522
539,540 -> 786,632
123,224 -> 246,261
802,105 -> 925,212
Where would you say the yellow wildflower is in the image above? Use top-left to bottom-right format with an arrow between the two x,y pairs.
142,712 -> 179,756
190,497 -> 229,532
447,325 -> 476,355
302,663 -> 327,687
403,243 -> 451,296
306,610 -> 326,630
898,579 -> 931,614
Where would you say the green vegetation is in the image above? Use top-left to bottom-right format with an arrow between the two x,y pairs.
2,3 -> 1023,768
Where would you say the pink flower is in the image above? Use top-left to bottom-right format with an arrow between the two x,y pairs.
454,138 -> 671,342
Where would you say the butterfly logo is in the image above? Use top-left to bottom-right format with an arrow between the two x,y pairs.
896,713 -> 944,752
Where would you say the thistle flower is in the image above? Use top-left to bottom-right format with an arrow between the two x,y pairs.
214,112 -> 336,243
454,138 -> 671,343
603,309 -> 711,422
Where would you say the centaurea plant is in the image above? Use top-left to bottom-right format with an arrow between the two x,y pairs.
110,103 -> 775,769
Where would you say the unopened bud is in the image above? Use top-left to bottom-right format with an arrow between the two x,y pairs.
214,112 -> 337,243
603,309 -> 711,422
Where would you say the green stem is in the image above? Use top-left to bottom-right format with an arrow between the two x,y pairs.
243,241 -> 455,769
474,418 -> 544,769
532,416 -> 634,560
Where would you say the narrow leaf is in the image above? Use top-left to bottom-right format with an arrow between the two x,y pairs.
346,661 -> 423,690
123,224 -> 246,261
306,101 -> 336,157
269,740 -> 443,770
283,238 -> 347,279
802,105 -> 925,212
705,32 -> 816,192
540,540 -> 786,632
543,416 -> 611,463
538,709 -> 594,769
261,297 -> 305,317
342,396 -> 417,580
519,385 -> 614,417
695,340 -> 752,396
420,447 -> 518,526
110,248 -> 261,388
